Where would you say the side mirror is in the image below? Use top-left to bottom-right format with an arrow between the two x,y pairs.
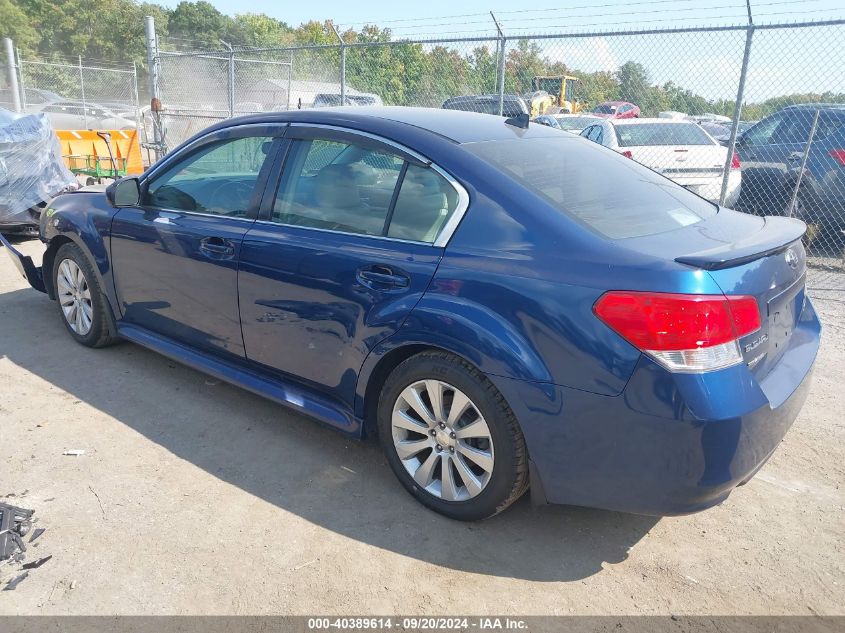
106,177 -> 141,207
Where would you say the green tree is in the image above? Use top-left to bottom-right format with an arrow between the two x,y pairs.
505,39 -> 545,94
0,0 -> 39,54
229,13 -> 293,49
169,0 -> 230,46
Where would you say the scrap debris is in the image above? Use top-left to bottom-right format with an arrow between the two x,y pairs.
1,502 -> 51,590
21,555 -> 52,570
0,502 -> 33,562
62,449 -> 85,456
28,527 -> 45,543
3,571 -> 29,591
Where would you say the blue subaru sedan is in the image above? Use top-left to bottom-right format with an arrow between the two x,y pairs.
1,107 -> 820,520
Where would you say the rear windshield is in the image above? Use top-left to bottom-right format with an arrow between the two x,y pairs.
444,99 -> 524,117
593,104 -> 616,114
555,116 -> 600,131
615,122 -> 715,147
465,136 -> 718,239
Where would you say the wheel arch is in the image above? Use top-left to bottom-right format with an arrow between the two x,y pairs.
42,235 -> 75,299
44,233 -> 120,329
358,343 -> 448,439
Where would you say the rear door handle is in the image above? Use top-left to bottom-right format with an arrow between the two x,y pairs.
356,265 -> 410,289
199,236 -> 235,259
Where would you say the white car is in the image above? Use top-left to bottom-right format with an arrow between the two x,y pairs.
579,118 -> 741,206
33,101 -> 136,130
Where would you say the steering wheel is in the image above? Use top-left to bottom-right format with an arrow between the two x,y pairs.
205,180 -> 255,215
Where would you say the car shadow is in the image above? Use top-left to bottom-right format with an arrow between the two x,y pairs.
0,286 -> 659,582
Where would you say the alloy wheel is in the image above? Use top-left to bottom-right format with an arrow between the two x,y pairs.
57,258 -> 93,336
391,380 -> 495,502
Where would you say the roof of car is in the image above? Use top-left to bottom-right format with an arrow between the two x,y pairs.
783,103 -> 845,111
443,94 -> 524,103
211,106 -> 563,144
607,117 -> 697,126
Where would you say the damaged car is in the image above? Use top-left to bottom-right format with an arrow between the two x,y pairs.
1,107 -> 820,520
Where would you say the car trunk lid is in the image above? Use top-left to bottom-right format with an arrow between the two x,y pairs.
622,211 -> 807,378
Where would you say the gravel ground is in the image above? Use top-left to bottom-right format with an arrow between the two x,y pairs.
0,239 -> 843,615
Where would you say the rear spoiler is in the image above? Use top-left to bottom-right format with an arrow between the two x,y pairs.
675,216 -> 806,270
0,233 -> 46,293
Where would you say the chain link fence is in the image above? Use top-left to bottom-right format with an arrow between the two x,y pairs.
149,18 -> 845,293
1,56 -> 141,132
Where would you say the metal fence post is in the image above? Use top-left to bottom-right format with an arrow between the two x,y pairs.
144,15 -> 163,161
3,38 -> 21,112
132,60 -> 142,135
787,108 -> 820,217
79,55 -> 88,128
719,1 -> 756,205
220,40 -> 235,117
228,51 -> 235,118
15,46 -> 27,110
331,24 -> 345,104
491,13 -> 506,116
719,23 -> 754,205
287,56 -> 293,111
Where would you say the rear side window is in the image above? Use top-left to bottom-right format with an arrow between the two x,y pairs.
273,139 -> 403,236
272,138 -> 461,242
466,136 -> 717,240
388,164 -> 458,242
615,123 -> 714,147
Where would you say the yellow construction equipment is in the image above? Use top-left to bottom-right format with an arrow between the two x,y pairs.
532,75 -> 584,113
55,129 -> 144,184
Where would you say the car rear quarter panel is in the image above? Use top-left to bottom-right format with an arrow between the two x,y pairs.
397,149 -> 726,397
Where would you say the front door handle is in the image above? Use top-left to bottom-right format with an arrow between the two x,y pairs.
356,265 -> 410,289
199,236 -> 235,259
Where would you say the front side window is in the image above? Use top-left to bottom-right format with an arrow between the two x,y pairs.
271,137 -> 461,243
145,135 -> 274,217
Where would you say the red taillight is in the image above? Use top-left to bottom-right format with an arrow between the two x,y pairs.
731,151 -> 741,170
621,150 -> 633,159
593,292 -> 761,372
829,149 -> 845,166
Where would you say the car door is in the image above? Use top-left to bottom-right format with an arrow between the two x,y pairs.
736,111 -> 811,214
110,125 -> 283,359
237,125 -> 466,406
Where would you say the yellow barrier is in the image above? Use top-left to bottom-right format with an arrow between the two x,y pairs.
55,128 -> 144,176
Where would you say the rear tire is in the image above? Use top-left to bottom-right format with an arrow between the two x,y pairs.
377,351 -> 529,521
53,242 -> 119,348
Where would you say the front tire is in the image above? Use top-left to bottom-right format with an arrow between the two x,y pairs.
53,242 -> 119,348
377,351 -> 529,521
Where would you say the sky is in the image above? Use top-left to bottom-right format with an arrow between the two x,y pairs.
153,0 -> 844,36
154,0 -> 845,102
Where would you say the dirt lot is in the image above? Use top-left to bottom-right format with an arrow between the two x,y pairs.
0,239 -> 843,615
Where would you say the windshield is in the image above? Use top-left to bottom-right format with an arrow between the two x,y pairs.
615,122 -> 715,147
555,116 -> 599,131
465,136 -> 718,239
535,78 -> 562,96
